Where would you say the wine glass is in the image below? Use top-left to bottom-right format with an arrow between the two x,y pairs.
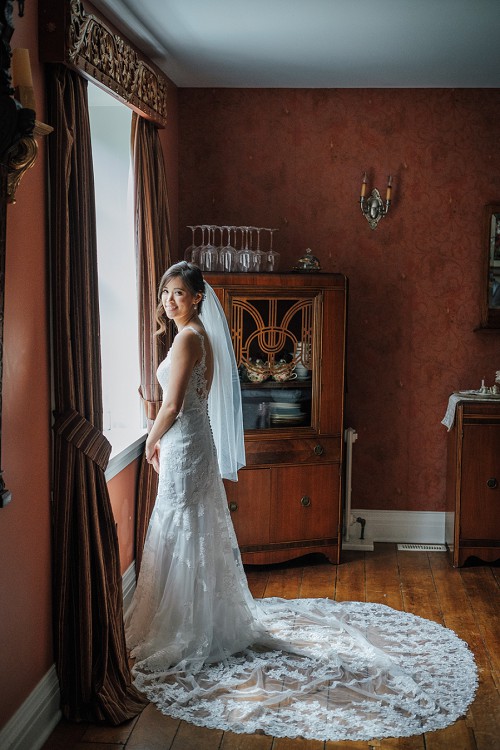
236,227 -> 252,272
184,225 -> 197,263
251,227 -> 265,271
214,226 -> 225,270
200,225 -> 219,271
218,226 -> 237,272
264,228 -> 280,271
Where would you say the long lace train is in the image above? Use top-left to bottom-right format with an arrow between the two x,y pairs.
129,595 -> 477,741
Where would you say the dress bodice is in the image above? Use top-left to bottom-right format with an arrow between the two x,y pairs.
156,327 -> 209,417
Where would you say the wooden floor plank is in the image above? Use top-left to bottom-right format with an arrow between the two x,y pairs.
272,737 -> 324,749
334,553 -> 365,602
376,737 -> 425,749
170,720 -> 223,750
396,550 -> 432,588
40,720 -> 89,750
442,614 -> 491,674
324,740 -> 371,749
427,554 -> 472,621
397,551 -> 443,623
246,567 -> 270,599
458,568 -> 500,676
424,718 -> 476,750
298,561 -> 336,599
263,565 -> 303,599
465,673 -> 500,750
490,566 -> 500,587
81,715 -> 138,744
125,703 -> 180,749
459,567 -> 500,615
364,543 -> 400,586
365,544 -> 403,611
220,729 -> 274,749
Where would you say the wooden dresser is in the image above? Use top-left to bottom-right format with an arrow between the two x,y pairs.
206,272 -> 347,565
445,400 -> 500,566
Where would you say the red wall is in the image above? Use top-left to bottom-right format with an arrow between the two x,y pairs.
0,2 -> 53,727
108,460 -> 139,575
178,88 -> 500,512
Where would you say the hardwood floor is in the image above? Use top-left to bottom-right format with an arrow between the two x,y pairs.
42,544 -> 500,750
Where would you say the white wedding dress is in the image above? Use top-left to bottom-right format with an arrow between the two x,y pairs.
124,328 -> 477,742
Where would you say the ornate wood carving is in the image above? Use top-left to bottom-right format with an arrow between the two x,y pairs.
39,0 -> 168,127
230,296 -> 314,375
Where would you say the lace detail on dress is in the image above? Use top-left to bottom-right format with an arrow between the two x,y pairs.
131,598 -> 477,742
124,328 -> 478,742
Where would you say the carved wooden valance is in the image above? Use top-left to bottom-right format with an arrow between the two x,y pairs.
39,0 -> 168,127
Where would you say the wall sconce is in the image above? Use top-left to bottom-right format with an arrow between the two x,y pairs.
6,48 -> 53,204
360,172 -> 393,230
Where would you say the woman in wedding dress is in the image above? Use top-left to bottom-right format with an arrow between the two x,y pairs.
125,261 -> 477,742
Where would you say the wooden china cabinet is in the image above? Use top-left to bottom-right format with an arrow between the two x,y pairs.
445,401 -> 500,566
206,273 -> 348,565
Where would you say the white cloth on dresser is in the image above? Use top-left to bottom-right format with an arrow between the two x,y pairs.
442,391 -> 500,430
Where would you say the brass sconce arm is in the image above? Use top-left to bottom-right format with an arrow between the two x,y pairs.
1,94 -> 36,203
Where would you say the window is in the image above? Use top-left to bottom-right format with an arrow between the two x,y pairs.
88,82 -> 145,462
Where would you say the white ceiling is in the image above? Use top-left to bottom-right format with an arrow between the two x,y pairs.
92,0 -> 500,88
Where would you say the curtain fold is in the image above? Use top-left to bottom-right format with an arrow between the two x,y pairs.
131,113 -> 171,573
48,65 -> 147,724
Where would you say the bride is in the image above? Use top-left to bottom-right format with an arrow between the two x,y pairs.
124,261 -> 476,742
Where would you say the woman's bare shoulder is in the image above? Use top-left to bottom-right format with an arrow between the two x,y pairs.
172,327 -> 203,357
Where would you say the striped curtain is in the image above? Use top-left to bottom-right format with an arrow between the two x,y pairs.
48,65 -> 147,723
131,113 -> 171,573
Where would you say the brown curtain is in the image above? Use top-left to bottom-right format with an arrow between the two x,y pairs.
131,113 -> 171,573
48,65 -> 147,724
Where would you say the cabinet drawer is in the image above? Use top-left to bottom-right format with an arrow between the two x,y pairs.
270,464 -> 340,543
244,436 -> 341,467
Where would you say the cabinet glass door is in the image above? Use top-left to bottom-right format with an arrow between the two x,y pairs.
228,293 -> 321,432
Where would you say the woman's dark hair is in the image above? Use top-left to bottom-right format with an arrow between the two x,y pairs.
155,261 -> 205,336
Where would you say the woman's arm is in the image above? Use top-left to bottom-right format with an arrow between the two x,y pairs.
145,330 -> 201,469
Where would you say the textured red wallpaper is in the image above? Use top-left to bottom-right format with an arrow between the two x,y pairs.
177,88 -> 500,512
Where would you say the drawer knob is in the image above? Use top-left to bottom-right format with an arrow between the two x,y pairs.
300,495 -> 311,507
486,478 -> 498,489
229,501 -> 238,512
314,444 -> 324,456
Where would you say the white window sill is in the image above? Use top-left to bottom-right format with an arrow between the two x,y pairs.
105,432 -> 147,482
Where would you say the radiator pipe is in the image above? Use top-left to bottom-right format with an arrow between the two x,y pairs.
355,517 -> 366,540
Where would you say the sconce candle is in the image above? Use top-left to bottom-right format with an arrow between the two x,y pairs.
385,175 -> 393,202
12,48 -> 33,87
12,48 -> 35,111
360,172 -> 368,199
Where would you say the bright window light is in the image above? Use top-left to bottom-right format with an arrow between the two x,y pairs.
88,82 -> 145,458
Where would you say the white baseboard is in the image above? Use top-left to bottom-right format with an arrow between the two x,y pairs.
350,509 -> 446,544
0,563 -> 138,749
0,665 -> 61,750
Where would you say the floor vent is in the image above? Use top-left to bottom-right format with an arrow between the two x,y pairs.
397,543 -> 446,552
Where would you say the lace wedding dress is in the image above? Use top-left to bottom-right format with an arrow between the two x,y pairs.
124,328 -> 477,742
